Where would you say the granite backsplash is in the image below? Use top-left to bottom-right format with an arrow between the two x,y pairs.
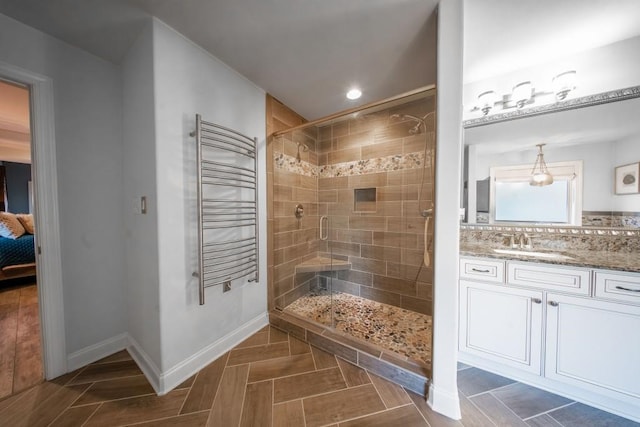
460,224 -> 640,253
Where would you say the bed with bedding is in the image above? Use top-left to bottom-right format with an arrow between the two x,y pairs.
0,233 -> 36,280
0,212 -> 36,280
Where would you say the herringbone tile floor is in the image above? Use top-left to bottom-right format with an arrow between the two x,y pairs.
0,325 -> 637,426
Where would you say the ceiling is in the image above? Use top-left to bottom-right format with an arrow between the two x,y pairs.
0,0 -> 438,120
0,79 -> 31,164
0,1 -> 639,121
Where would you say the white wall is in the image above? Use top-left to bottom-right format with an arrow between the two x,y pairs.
463,36 -> 640,118
430,0 -> 463,420
0,13 -> 126,355
152,20 -> 267,386
613,135 -> 640,211
474,139 -> 640,212
121,21 -> 162,370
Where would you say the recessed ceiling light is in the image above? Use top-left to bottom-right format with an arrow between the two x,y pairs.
346,88 -> 362,100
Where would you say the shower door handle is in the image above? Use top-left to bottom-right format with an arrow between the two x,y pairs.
320,216 -> 329,241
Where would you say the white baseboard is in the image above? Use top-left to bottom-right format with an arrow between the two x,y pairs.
127,334 -> 163,394
66,332 -> 128,372
65,313 -> 269,397
156,312 -> 269,395
427,382 -> 462,420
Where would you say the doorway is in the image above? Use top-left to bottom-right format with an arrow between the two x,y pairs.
0,78 -> 42,398
0,60 -> 66,387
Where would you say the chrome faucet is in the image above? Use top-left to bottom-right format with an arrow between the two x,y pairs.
519,233 -> 532,249
511,233 -> 532,249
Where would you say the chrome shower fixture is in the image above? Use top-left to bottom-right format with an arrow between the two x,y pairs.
390,113 -> 430,134
295,141 -> 309,162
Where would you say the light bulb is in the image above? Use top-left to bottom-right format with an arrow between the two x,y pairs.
346,88 -> 362,100
512,82 -> 532,108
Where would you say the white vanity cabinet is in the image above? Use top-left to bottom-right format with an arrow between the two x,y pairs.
459,257 -> 640,422
545,292 -> 640,406
459,280 -> 543,374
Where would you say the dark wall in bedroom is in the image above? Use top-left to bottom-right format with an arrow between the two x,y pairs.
3,161 -> 32,213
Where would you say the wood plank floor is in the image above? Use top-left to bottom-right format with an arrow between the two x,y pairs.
0,325 -> 637,426
0,281 -> 43,400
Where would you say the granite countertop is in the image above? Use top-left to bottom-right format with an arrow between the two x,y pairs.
460,243 -> 640,273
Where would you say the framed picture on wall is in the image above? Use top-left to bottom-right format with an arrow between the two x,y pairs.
615,162 -> 640,195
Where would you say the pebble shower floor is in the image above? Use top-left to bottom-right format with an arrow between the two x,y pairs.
284,290 -> 432,367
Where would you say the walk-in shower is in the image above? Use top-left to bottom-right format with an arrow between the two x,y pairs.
269,89 -> 436,373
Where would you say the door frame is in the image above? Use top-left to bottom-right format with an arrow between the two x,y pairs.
0,61 -> 67,380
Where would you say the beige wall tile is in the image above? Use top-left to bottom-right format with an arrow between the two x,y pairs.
359,286 -> 402,307
401,295 -> 432,315
335,130 -> 373,151
336,269 -> 373,286
334,229 -> 373,245
372,232 -> 417,249
349,172 -> 387,188
401,248 -> 425,267
350,257 -> 387,275
274,184 -> 293,201
361,141 -> 400,160
360,245 -> 401,263
372,275 -> 416,296
328,241 -> 361,257
349,216 -> 386,231
328,147 -> 360,164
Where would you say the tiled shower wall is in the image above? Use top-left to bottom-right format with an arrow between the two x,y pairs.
266,95 -> 310,311
268,93 -> 437,316
271,128 -> 320,309
316,96 -> 436,315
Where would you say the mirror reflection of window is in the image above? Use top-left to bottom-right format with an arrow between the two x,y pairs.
495,180 -> 569,223
489,161 -> 582,225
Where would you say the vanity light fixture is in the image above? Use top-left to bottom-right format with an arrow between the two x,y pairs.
478,90 -> 498,115
473,71 -> 577,115
346,88 -> 362,100
530,144 -> 554,186
512,81 -> 533,109
552,70 -> 577,101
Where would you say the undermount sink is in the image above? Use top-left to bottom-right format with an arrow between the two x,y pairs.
493,248 -> 574,260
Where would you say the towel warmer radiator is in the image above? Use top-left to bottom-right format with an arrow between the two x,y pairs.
191,114 -> 259,305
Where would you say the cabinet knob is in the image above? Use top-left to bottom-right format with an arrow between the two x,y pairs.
532,298 -> 542,304
548,301 -> 559,307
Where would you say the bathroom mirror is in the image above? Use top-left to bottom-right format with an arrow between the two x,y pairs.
462,90 -> 640,228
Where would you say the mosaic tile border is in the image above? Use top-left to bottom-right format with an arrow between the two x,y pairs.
318,152 -> 427,178
461,223 -> 640,237
273,152 -> 318,177
463,85 -> 640,128
274,150 -> 429,178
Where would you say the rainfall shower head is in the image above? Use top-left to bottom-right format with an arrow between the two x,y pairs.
390,113 -> 428,134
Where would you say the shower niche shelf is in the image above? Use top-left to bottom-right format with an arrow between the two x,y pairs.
295,256 -> 351,273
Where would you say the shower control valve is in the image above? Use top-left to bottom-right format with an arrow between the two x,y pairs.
295,204 -> 304,219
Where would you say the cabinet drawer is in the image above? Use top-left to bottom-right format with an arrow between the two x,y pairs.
507,262 -> 590,295
460,258 -> 505,283
595,271 -> 640,305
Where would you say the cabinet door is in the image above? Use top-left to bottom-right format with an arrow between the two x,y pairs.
545,293 -> 640,401
459,280 -> 543,374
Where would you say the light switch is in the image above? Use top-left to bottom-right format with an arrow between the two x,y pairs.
141,196 -> 147,214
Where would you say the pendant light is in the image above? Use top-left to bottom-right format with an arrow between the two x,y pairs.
530,144 -> 554,186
